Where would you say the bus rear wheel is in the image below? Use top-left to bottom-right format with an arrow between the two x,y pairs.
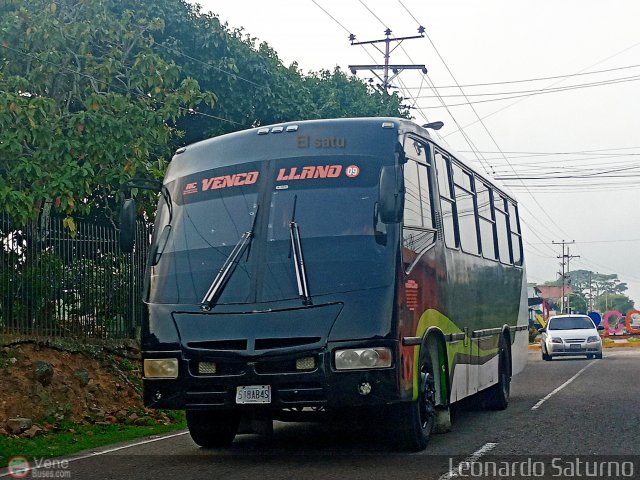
483,336 -> 511,410
186,409 -> 240,448
393,348 -> 436,451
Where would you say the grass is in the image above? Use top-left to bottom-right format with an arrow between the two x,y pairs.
0,412 -> 186,468
628,336 -> 640,343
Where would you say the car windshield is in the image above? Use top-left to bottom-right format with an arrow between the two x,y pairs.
146,156 -> 394,305
548,317 -> 594,330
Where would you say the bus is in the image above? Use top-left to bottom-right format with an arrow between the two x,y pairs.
120,117 -> 528,451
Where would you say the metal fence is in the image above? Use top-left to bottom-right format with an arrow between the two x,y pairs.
0,212 -> 150,339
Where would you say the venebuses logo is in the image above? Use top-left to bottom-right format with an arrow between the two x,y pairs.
7,457 -> 30,479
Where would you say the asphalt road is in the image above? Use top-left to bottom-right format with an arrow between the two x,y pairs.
4,349 -> 640,479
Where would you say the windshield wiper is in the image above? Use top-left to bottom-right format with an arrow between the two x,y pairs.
200,206 -> 259,311
288,196 -> 312,305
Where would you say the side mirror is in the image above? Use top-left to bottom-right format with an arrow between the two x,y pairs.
119,198 -> 137,253
378,165 -> 404,224
537,327 -> 546,333
597,325 -> 605,331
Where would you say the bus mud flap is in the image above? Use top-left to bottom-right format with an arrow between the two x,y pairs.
433,406 -> 451,434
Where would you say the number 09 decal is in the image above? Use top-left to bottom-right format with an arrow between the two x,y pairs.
345,165 -> 360,178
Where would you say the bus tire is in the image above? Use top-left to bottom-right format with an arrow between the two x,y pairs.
186,409 -> 239,448
393,346 -> 436,451
483,336 -> 511,411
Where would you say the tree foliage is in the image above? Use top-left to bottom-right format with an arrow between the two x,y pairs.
595,294 -> 634,314
1,0 -> 409,225
542,270 -> 634,312
0,0 -> 215,226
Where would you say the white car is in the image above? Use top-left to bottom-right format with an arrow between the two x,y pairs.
540,314 -> 603,361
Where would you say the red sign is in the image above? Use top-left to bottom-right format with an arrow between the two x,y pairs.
201,171 -> 259,191
405,279 -> 419,311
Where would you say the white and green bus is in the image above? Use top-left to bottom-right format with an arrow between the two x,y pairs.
121,117 -> 529,451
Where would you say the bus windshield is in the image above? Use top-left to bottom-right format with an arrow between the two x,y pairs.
147,156 -> 394,305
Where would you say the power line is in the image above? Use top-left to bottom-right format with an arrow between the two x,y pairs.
416,74 -> 640,107
410,73 -> 640,100
458,146 -> 640,157
396,0 -> 571,240
0,43 -> 247,127
153,42 -> 266,90
398,62 -> 640,89
442,39 -> 640,138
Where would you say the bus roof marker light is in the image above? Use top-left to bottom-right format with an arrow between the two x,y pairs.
175,147 -> 186,154
257,128 -> 270,135
423,121 -> 444,130
381,122 -> 395,129
271,126 -> 284,133
286,125 -> 299,132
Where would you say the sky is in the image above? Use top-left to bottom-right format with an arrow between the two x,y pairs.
194,0 -> 640,306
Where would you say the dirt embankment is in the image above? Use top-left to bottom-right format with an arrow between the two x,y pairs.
0,337 -> 175,437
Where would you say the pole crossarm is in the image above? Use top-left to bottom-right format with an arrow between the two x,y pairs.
348,64 -> 428,73
348,27 -> 428,93
348,65 -> 428,86
350,34 -> 425,46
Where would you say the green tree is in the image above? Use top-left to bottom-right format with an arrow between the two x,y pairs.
595,294 -> 634,313
134,1 -> 410,142
0,0 -> 215,225
567,293 -> 587,313
1,0 -> 409,225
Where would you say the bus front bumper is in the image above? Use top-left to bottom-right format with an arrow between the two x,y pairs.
143,346 -> 402,411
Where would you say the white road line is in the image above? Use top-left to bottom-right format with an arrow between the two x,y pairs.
438,442 -> 498,480
0,430 -> 189,478
531,357 -> 607,411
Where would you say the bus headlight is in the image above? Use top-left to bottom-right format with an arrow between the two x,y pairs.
144,359 -> 179,379
335,348 -> 392,370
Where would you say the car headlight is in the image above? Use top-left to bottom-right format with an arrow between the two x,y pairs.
144,358 -> 179,379
335,347 -> 392,370
586,336 -> 600,343
551,337 -> 563,344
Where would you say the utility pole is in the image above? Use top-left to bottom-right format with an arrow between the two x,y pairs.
348,27 -> 428,94
588,270 -> 593,312
553,240 -> 579,313
565,247 -> 580,313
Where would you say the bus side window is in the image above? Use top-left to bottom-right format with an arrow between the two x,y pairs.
402,157 -> 436,261
403,160 -> 423,228
408,138 -> 435,229
508,201 -> 523,265
452,162 -> 479,255
476,181 -> 497,260
493,193 -> 511,263
435,151 -> 457,249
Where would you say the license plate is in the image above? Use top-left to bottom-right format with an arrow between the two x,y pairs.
570,344 -> 581,350
236,385 -> 271,404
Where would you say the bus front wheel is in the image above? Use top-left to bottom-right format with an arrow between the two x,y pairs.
186,409 -> 240,448
392,348 -> 436,451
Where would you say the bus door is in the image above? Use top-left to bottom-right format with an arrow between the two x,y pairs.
399,137 -> 440,396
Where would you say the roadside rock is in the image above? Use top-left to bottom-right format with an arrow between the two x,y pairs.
6,417 -> 33,435
74,368 -> 91,386
22,425 -> 42,438
34,361 -> 54,386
